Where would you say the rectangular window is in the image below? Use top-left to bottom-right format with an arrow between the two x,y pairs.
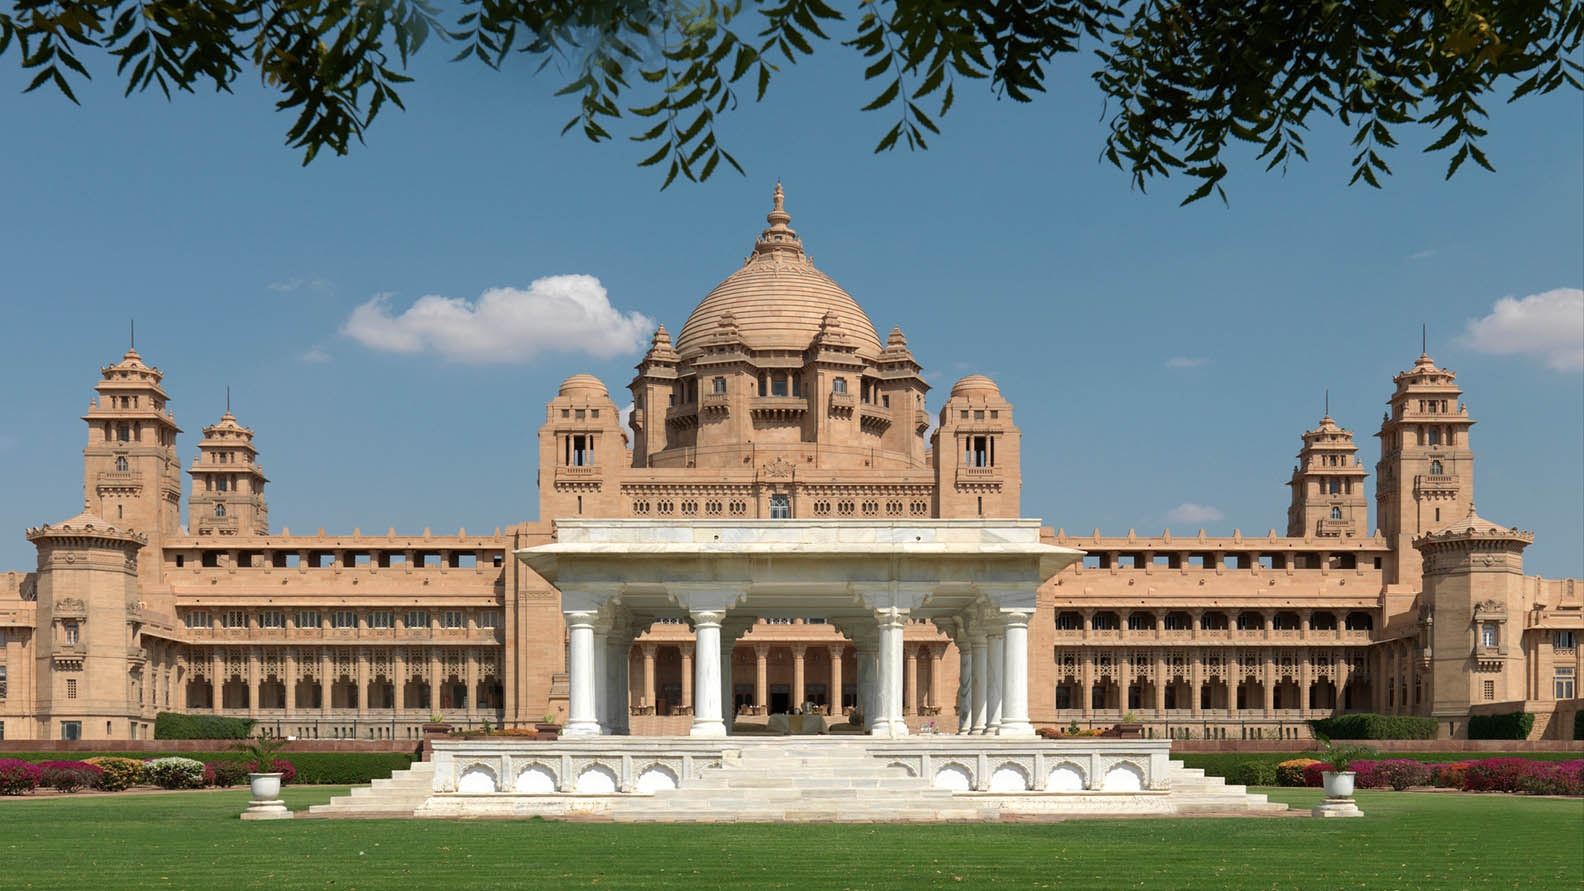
258,610 -> 285,629
64,623 -> 80,645
831,377 -> 847,395
222,611 -> 246,629
331,610 -> 357,629
369,610 -> 394,629
1555,667 -> 1576,700
0,665 -> 6,701
1481,625 -> 1497,648
295,611 -> 320,630
405,610 -> 430,630
66,678 -> 78,699
441,611 -> 465,629
61,721 -> 81,741
1555,631 -> 1579,649
1482,679 -> 1495,701
478,611 -> 501,629
184,611 -> 211,629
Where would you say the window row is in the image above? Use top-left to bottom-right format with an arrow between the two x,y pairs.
1054,610 -> 1374,632
1082,552 -> 1375,571
176,550 -> 504,569
183,609 -> 500,631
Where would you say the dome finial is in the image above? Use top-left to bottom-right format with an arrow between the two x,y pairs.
752,182 -> 802,259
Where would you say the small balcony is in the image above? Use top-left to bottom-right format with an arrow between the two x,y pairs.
665,403 -> 699,428
750,396 -> 807,420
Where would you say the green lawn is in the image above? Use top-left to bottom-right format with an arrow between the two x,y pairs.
1,787 -> 1579,889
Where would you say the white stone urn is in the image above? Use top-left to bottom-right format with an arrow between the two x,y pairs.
1321,770 -> 1356,798
241,773 -> 291,821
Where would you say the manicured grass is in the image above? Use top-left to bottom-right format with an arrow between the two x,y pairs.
1,787 -> 1579,889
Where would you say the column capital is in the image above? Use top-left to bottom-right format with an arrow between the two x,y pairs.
753,643 -> 772,658
873,606 -> 910,629
827,643 -> 846,658
998,608 -> 1033,627
790,642 -> 808,657
641,642 -> 658,656
689,609 -> 726,628
974,583 -> 1037,611
855,583 -> 933,612
563,610 -> 599,627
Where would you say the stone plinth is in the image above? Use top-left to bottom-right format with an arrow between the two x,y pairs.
1312,797 -> 1364,818
241,800 -> 293,821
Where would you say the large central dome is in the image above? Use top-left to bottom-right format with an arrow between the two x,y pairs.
675,186 -> 884,359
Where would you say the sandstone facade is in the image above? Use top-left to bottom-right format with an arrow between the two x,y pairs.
1,187 -> 1578,742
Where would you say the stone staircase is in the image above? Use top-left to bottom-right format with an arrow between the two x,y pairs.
302,746 -> 1284,821
1162,761 -> 1288,814
608,741 -> 998,822
305,761 -> 437,818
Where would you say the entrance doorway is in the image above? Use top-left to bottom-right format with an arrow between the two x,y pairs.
770,684 -> 790,714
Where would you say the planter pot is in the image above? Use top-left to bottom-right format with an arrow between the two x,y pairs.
421,722 -> 452,736
1322,770 -> 1356,798
534,723 -> 562,741
248,772 -> 283,801
1112,724 -> 1144,738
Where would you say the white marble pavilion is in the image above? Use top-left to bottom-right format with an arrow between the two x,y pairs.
517,519 -> 1084,738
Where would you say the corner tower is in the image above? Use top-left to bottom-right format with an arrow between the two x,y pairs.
1414,506 -> 1534,734
187,411 -> 269,535
81,348 -> 182,583
934,375 -> 1021,518
1287,414 -> 1369,538
1375,353 -> 1476,585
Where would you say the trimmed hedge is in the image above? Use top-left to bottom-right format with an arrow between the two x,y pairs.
1573,710 -> 1583,741
154,712 -> 256,740
1468,712 -> 1534,740
1228,761 -> 1277,787
1308,713 -> 1438,740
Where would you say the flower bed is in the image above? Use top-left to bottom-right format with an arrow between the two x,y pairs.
1297,757 -> 1582,795
142,757 -> 207,790
1275,759 -> 1321,787
84,757 -> 144,791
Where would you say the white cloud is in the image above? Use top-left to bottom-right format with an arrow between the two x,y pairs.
1164,357 -> 1208,368
341,275 -> 655,364
299,347 -> 333,364
1459,288 -> 1584,371
1408,249 -> 1436,261
619,402 -> 634,431
1166,503 -> 1224,524
269,277 -> 333,294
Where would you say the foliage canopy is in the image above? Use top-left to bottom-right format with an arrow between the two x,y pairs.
3,1 -> 1579,201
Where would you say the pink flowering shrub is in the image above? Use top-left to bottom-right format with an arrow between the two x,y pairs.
1301,762 -> 1328,787
1463,758 -> 1584,795
38,760 -> 105,793
205,761 -> 250,788
0,759 -> 43,795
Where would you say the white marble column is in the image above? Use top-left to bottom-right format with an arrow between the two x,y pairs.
874,608 -> 910,737
987,626 -> 1005,735
592,622 -> 610,734
997,610 -> 1035,736
956,638 -> 973,734
856,644 -> 878,732
970,634 -> 989,734
563,611 -> 600,737
689,610 -> 726,737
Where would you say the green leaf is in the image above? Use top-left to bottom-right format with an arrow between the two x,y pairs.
861,79 -> 899,112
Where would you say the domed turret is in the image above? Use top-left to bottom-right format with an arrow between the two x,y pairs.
950,375 -> 1001,398
558,374 -> 610,399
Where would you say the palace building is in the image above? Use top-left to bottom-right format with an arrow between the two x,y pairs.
1,187 -> 1579,743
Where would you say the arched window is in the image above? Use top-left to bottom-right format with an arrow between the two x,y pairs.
1429,460 -> 1444,476
1331,507 -> 1343,520
114,456 -> 129,472
214,503 -> 227,517
769,494 -> 791,519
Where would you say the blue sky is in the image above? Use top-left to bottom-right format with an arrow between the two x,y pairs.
2,41 -> 1580,579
